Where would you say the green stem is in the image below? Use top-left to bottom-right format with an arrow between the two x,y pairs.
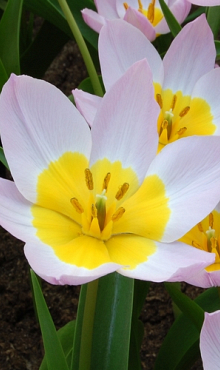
57,0 -> 103,97
71,279 -> 99,370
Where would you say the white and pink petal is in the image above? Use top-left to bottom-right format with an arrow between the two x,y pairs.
72,89 -> 101,126
82,9 -> 107,33
162,15 -> 215,95
99,20 -> 163,91
90,60 -> 159,183
200,311 -> 220,370
0,75 -> 92,203
124,8 -> 156,41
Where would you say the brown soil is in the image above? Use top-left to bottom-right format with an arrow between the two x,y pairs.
0,40 -> 204,370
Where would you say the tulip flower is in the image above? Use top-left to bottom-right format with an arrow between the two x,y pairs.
180,203 -> 220,288
200,311 -> 220,370
82,0 -> 191,41
0,62 -> 220,285
73,15 -> 220,152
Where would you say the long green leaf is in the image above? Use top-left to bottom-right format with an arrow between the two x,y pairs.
0,0 -> 23,75
0,146 -> 9,169
0,58 -> 8,92
154,287 -> 220,370
207,6 -> 220,38
30,270 -> 69,370
158,0 -> 182,37
40,320 -> 76,370
215,40 -> 220,59
21,20 -> 69,78
91,273 -> 134,370
165,282 -> 204,331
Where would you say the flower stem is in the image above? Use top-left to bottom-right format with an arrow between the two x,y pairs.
57,0 -> 103,97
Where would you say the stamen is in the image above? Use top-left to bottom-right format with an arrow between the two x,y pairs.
112,207 -> 125,221
85,168 -> 93,190
103,172 -> 111,191
209,213 -> 214,228
170,95 -> 177,111
210,236 -> 218,251
138,0 -> 143,12
197,222 -> 204,232
147,0 -> 155,23
115,183 -> 129,200
192,240 -> 202,249
177,127 -> 187,137
91,204 -> 97,218
70,198 -> 84,213
161,120 -> 168,129
123,2 -> 129,10
179,106 -> 190,117
156,93 -> 163,109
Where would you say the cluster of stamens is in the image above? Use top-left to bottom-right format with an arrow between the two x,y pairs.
70,168 -> 129,234
192,213 -> 220,263
123,0 -> 156,24
156,93 -> 190,145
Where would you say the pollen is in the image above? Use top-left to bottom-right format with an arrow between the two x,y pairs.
85,168 -> 93,190
197,222 -> 204,232
70,197 -> 84,213
170,94 -> 177,111
179,106 -> 190,117
112,207 -> 125,221
91,204 -> 97,218
177,127 -> 187,137
123,2 -> 129,10
115,183 -> 129,200
192,240 -> 202,249
102,172 -> 111,191
156,94 -> 163,109
147,0 -> 155,23
138,0 -> 143,12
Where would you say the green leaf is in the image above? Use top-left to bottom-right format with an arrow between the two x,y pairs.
207,6 -> 220,38
0,0 -> 7,11
158,0 -> 182,37
91,273 -> 134,370
30,270 -> 69,370
0,146 -> 9,169
21,20 -> 69,78
24,0 -> 98,49
77,75 -> 105,95
165,282 -> 204,331
0,0 -> 23,75
215,40 -> 220,59
0,58 -> 8,92
129,280 -> 151,370
40,320 -> 76,370
154,287 -> 220,370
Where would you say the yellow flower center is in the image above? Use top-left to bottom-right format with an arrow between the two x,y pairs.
154,86 -> 216,153
123,0 -> 163,27
180,211 -> 220,272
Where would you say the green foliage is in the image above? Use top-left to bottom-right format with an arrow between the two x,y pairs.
158,0 -> 182,37
0,146 -> 9,169
30,270 -> 69,370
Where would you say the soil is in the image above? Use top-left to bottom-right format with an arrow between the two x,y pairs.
0,39 -> 205,370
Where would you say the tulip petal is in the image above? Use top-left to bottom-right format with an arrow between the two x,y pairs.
99,19 -> 163,91
106,235 -> 214,281
200,311 -> 220,370
24,238 -> 121,285
124,8 -> 156,41
0,75 -> 92,203
82,9 -> 106,33
72,89 -> 101,126
95,0 -> 118,18
90,60 -> 159,182
163,15 -> 216,95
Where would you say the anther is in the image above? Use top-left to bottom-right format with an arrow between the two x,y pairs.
197,222 -> 204,232
177,127 -> 187,136
85,168 -> 93,190
112,207 -> 125,221
138,0 -> 143,11
91,204 -> 97,218
115,183 -> 129,200
103,172 -> 111,191
147,0 -> 155,23
192,240 -> 201,249
170,95 -> 177,111
123,2 -> 129,10
156,94 -> 163,109
209,213 -> 214,228
179,106 -> 190,117
70,198 -> 84,213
